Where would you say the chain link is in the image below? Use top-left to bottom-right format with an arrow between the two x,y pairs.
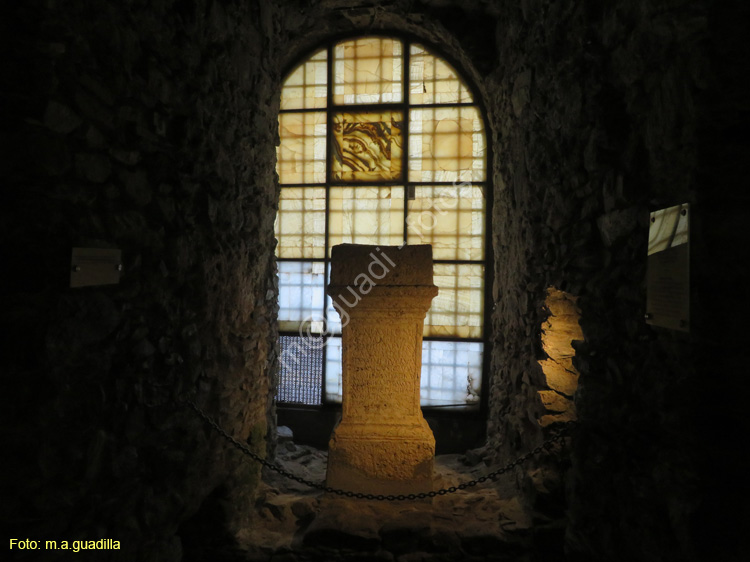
180,398 -> 577,501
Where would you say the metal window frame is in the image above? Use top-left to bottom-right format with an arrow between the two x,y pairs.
276,32 -> 494,417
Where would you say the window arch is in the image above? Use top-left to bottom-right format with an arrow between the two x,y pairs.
275,36 -> 489,409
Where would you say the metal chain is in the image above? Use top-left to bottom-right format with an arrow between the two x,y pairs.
180,398 -> 577,502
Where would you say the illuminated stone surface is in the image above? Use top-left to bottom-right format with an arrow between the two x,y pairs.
537,288 -> 582,427
326,244 -> 438,494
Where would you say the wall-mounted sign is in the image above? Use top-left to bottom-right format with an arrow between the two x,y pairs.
70,247 -> 122,288
646,204 -> 689,332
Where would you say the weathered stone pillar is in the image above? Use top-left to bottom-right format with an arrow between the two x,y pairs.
326,244 -> 439,495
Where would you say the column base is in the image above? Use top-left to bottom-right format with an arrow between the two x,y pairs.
326,421 -> 435,496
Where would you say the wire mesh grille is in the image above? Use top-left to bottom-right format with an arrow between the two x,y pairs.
277,335 -> 323,405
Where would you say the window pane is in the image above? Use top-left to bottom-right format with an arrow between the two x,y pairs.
409,106 -> 485,182
325,336 -> 343,403
407,184 -> 485,261
322,338 -> 481,407
426,264 -> 484,338
409,44 -> 472,105
277,335 -> 323,405
281,49 -> 328,110
332,111 -> 404,182
421,340 -> 482,406
278,261 -> 325,332
329,186 -> 404,252
277,112 -> 327,184
275,187 -> 326,258
334,37 -> 403,104
275,40 -> 489,409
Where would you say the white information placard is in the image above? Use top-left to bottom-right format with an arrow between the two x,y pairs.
646,204 -> 689,332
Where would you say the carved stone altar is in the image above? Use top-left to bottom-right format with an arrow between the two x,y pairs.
326,244 -> 438,495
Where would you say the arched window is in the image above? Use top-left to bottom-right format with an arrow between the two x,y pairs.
275,36 -> 488,410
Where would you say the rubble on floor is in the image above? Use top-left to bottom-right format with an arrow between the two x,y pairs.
231,431 -> 563,562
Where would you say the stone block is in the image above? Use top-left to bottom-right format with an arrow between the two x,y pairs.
330,244 -> 434,287
327,244 -> 438,495
538,390 -> 573,414
44,101 -> 82,134
75,153 -> 112,183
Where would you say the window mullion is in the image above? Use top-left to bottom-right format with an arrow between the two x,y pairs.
403,40 -> 411,246
276,37 -> 488,409
320,43 -> 336,404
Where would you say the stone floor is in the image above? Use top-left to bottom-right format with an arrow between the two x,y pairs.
222,430 -> 565,562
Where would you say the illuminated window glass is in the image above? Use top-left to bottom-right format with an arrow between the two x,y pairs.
426,264 -> 484,339
325,339 -> 483,407
281,49 -> 328,110
277,112 -> 327,185
421,341 -> 482,406
277,261 -> 325,333
325,336 -> 343,402
275,187 -> 326,259
409,106 -> 485,182
329,186 -> 405,252
409,43 -> 472,105
407,185 -> 485,261
275,36 -> 488,408
334,37 -> 403,104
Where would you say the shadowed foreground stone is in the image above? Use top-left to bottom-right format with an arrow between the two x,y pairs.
326,244 -> 439,495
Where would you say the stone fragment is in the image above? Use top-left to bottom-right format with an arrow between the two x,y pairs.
85,126 -> 105,148
74,89 -> 114,128
109,148 -> 141,166
80,74 -> 115,106
379,512 -> 432,554
596,207 -> 642,247
44,101 -> 82,134
538,358 -> 578,396
303,502 -> 381,551
268,554 -> 298,562
277,426 -> 293,443
290,499 -> 314,520
497,497 -> 533,531
85,429 -> 109,480
121,169 -> 152,206
539,411 -> 577,427
461,447 -> 485,467
31,133 -> 71,175
511,70 -> 532,116
394,552 -> 437,562
538,390 -> 573,413
133,338 -> 156,358
75,153 -> 112,183
326,244 -> 438,496
459,530 -> 520,557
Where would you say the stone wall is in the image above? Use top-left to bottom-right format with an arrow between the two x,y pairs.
484,0 -> 746,560
2,1 -> 280,559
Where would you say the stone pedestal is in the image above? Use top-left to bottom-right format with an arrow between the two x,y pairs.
326,244 -> 438,495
